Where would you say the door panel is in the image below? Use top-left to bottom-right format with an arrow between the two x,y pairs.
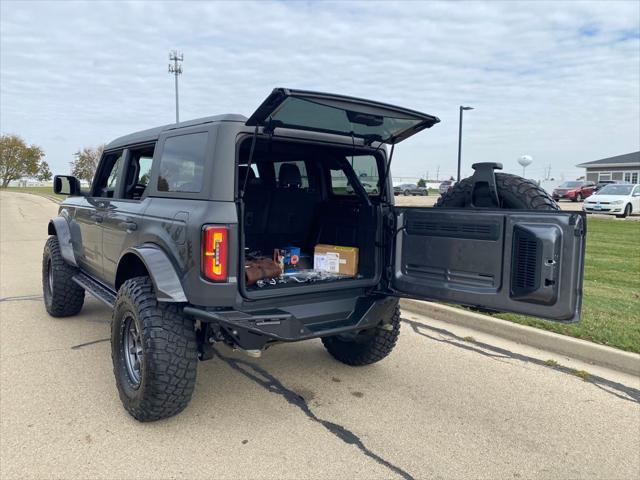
102,199 -> 149,286
392,208 -> 586,322
73,199 -> 104,279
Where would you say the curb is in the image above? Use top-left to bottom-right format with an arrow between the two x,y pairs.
400,299 -> 640,376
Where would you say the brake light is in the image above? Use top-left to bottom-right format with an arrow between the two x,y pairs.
202,226 -> 228,282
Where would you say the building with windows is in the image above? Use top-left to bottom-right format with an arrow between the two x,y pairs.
576,151 -> 640,184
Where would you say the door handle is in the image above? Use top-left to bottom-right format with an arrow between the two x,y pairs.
121,221 -> 138,231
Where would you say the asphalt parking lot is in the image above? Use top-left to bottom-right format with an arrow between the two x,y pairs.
1,191 -> 639,480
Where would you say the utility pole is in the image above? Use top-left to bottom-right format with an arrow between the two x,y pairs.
457,106 -> 474,181
436,165 -> 440,181
168,50 -> 183,123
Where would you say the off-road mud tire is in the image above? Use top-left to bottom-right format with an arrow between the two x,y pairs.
42,236 -> 84,317
435,172 -> 559,210
111,276 -> 198,422
322,305 -> 401,366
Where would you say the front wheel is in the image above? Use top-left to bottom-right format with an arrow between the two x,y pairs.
616,204 -> 632,219
322,304 -> 400,366
574,193 -> 582,202
42,236 -> 84,317
111,276 -> 198,422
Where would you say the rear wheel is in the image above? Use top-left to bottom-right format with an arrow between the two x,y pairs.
42,236 -> 84,317
322,305 -> 400,366
111,276 -> 198,422
435,172 -> 559,211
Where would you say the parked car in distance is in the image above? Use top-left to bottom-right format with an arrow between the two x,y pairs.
552,181 -> 596,202
346,181 -> 379,195
438,180 -> 454,194
583,183 -> 640,218
594,180 -> 627,192
393,183 -> 428,196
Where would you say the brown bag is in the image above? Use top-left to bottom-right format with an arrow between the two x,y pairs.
245,258 -> 282,286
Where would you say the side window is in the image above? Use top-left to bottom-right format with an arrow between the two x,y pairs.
93,151 -> 124,198
330,155 -> 380,196
123,144 -> 156,200
157,132 -> 208,193
274,161 -> 309,189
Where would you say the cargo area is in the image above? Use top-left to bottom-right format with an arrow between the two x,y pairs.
237,137 -> 383,295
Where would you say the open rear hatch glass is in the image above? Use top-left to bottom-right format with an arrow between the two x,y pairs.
246,88 -> 440,144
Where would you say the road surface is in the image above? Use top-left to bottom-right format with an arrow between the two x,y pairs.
1,191 -> 639,480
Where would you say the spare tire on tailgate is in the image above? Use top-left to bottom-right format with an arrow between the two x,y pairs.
436,172 -> 559,211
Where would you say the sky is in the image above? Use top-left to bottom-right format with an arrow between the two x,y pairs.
1,0 -> 639,181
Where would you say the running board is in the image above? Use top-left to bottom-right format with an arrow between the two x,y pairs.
72,272 -> 116,308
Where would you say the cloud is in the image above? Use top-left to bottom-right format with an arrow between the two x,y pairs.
1,0 -> 638,180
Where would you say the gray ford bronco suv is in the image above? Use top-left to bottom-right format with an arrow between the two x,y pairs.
44,88 -> 586,421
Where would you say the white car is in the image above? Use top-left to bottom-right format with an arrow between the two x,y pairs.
582,183 -> 640,218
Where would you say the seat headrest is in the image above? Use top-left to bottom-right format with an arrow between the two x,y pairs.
238,166 -> 256,188
278,163 -> 302,188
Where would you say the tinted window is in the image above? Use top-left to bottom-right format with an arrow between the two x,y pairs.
157,132 -> 208,193
330,155 -> 380,196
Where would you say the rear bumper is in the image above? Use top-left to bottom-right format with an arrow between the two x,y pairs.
184,294 -> 398,350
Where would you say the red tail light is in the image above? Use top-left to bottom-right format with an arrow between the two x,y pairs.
202,226 -> 228,282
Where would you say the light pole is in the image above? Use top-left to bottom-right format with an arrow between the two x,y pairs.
168,50 -> 183,123
457,105 -> 474,181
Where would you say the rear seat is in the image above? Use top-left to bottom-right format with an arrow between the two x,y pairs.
265,163 -> 318,248
240,166 -> 271,247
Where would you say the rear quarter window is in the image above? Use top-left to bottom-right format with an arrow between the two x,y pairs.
330,155 -> 380,196
157,132 -> 208,193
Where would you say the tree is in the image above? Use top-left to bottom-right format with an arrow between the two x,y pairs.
417,178 -> 426,188
38,161 -> 52,182
0,134 -> 45,188
71,145 -> 104,183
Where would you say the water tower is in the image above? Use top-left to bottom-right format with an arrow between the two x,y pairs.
518,155 -> 533,177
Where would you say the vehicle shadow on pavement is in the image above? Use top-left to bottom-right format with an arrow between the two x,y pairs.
401,317 -> 640,404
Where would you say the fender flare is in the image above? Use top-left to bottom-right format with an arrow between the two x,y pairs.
118,245 -> 187,303
48,217 -> 78,267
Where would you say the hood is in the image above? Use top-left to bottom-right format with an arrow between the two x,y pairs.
585,194 -> 628,203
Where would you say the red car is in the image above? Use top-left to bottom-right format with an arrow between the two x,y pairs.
552,181 -> 596,202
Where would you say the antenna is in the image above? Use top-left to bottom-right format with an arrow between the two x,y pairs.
168,50 -> 184,123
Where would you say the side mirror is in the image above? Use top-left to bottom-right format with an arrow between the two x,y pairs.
53,175 -> 82,196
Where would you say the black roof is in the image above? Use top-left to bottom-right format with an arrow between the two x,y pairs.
105,113 -> 247,150
576,151 -> 640,168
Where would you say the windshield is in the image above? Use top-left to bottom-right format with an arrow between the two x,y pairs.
559,181 -> 582,188
598,185 -> 633,195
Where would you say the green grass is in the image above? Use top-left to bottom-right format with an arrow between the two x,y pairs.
2,186 -> 64,202
496,218 -> 640,353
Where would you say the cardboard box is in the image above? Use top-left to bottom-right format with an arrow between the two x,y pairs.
313,244 -> 359,276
